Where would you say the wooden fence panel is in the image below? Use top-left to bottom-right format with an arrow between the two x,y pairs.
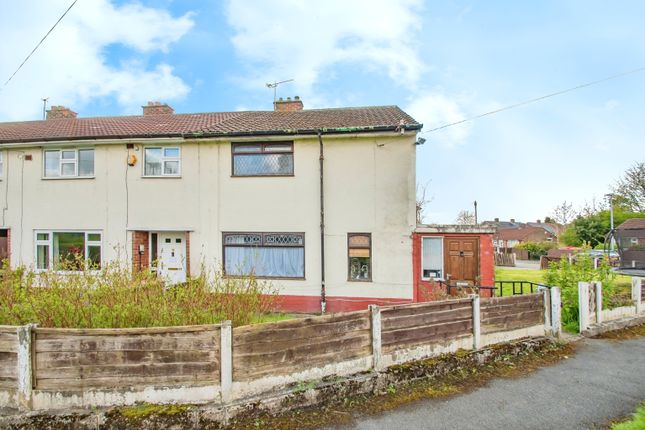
480,294 -> 544,334
0,326 -> 17,390
33,325 -> 221,391
380,298 -> 473,354
232,311 -> 371,382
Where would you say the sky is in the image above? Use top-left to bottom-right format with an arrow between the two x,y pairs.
0,0 -> 643,223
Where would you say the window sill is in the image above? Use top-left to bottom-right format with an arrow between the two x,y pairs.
41,176 -> 95,180
35,269 -> 101,275
348,278 -> 372,283
231,174 -> 295,178
224,274 -> 305,281
142,175 -> 182,179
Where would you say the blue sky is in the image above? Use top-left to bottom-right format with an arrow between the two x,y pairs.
1,0 -> 643,223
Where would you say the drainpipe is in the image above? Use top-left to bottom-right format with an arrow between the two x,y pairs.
318,131 -> 326,314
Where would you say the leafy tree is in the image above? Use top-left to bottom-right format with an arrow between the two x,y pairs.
515,241 -> 557,258
562,207 -> 645,247
613,162 -> 645,213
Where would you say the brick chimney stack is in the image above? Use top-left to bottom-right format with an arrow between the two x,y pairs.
46,106 -> 77,120
274,96 -> 303,112
142,101 -> 174,116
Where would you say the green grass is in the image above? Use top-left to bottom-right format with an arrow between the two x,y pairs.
495,267 -> 545,284
613,404 -> 645,430
252,313 -> 294,324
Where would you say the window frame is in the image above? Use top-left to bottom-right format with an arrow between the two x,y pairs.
34,230 -> 103,272
222,231 -> 305,279
231,142 -> 294,177
42,148 -> 95,179
143,146 -> 182,177
347,233 -> 372,282
421,236 -> 444,281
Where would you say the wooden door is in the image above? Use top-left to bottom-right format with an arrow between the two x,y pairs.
444,237 -> 479,286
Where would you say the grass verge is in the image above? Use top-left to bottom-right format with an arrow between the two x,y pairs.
612,404 -> 645,430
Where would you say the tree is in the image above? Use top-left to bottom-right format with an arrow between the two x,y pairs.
455,210 -> 476,225
416,181 -> 433,225
550,201 -> 576,225
613,162 -> 645,213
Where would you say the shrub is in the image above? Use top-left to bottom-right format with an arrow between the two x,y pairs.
0,262 -> 279,328
515,241 -> 557,258
543,250 -> 616,332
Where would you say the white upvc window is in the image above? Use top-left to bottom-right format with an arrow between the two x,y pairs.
35,230 -> 102,271
43,148 -> 94,178
421,236 -> 444,280
144,147 -> 181,177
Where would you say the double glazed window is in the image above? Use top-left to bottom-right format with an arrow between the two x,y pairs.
44,149 -> 94,177
144,147 -> 181,176
348,233 -> 371,281
35,231 -> 102,271
421,236 -> 443,280
223,232 -> 304,278
232,142 -> 293,176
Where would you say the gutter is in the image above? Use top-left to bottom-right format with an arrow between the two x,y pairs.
0,124 -> 423,146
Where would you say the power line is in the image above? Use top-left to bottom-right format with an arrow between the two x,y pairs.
1,0 -> 79,89
421,65 -> 645,135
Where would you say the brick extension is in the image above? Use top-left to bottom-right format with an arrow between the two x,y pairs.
132,231 -> 149,271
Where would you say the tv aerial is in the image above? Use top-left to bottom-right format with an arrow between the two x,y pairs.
266,79 -> 294,102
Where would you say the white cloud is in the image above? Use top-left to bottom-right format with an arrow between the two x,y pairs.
225,0 -> 426,100
0,0 -> 194,120
406,92 -> 472,147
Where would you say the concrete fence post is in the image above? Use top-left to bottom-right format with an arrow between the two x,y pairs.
550,287 -> 562,337
17,324 -> 36,411
220,320 -> 232,404
632,277 -> 643,314
594,281 -> 603,325
541,288 -> 551,334
471,295 -> 481,350
369,305 -> 383,371
578,282 -> 590,333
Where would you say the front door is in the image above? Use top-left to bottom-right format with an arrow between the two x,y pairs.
157,233 -> 186,284
445,238 -> 479,286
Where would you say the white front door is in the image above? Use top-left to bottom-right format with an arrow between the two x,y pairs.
157,233 -> 186,284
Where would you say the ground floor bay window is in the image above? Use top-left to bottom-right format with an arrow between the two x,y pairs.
35,231 -> 102,271
223,232 -> 305,278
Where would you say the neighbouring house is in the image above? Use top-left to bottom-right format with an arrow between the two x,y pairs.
614,218 -> 645,271
0,98 -> 422,313
413,225 -> 495,299
492,225 -> 557,251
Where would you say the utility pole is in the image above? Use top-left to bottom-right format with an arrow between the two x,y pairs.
41,97 -> 49,120
606,194 -> 614,253
473,200 -> 478,225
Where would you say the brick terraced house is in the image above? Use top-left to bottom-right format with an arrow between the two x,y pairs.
0,99 -> 424,313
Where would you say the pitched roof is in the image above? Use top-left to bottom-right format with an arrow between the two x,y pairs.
495,226 -> 554,241
0,106 -> 421,144
617,218 -> 645,230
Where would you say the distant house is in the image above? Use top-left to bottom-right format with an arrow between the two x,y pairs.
615,218 -> 645,271
493,226 -> 557,250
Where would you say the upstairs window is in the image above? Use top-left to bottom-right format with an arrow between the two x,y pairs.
144,147 -> 181,176
44,149 -> 94,177
422,236 -> 443,280
348,233 -> 371,281
232,142 -> 293,176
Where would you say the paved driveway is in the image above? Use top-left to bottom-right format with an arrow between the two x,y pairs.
334,337 -> 645,430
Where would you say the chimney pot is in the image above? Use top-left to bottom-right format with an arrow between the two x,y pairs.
274,96 -> 304,112
46,106 -> 77,120
537,219 -> 541,223
510,218 -> 515,223
494,217 -> 499,222
142,101 -> 174,116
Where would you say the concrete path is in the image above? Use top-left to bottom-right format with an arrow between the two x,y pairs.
334,337 -> 645,430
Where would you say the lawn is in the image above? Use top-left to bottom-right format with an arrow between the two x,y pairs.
613,404 -> 645,430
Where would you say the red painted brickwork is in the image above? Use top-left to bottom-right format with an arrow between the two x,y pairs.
273,97 -> 304,112
132,231 -> 149,271
271,295 -> 412,314
412,232 -> 495,302
142,101 -> 174,116
46,106 -> 77,119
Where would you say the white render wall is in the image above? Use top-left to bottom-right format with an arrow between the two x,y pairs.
0,131 -> 416,300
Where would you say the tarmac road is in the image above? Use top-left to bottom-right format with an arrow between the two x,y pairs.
334,336 -> 645,430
